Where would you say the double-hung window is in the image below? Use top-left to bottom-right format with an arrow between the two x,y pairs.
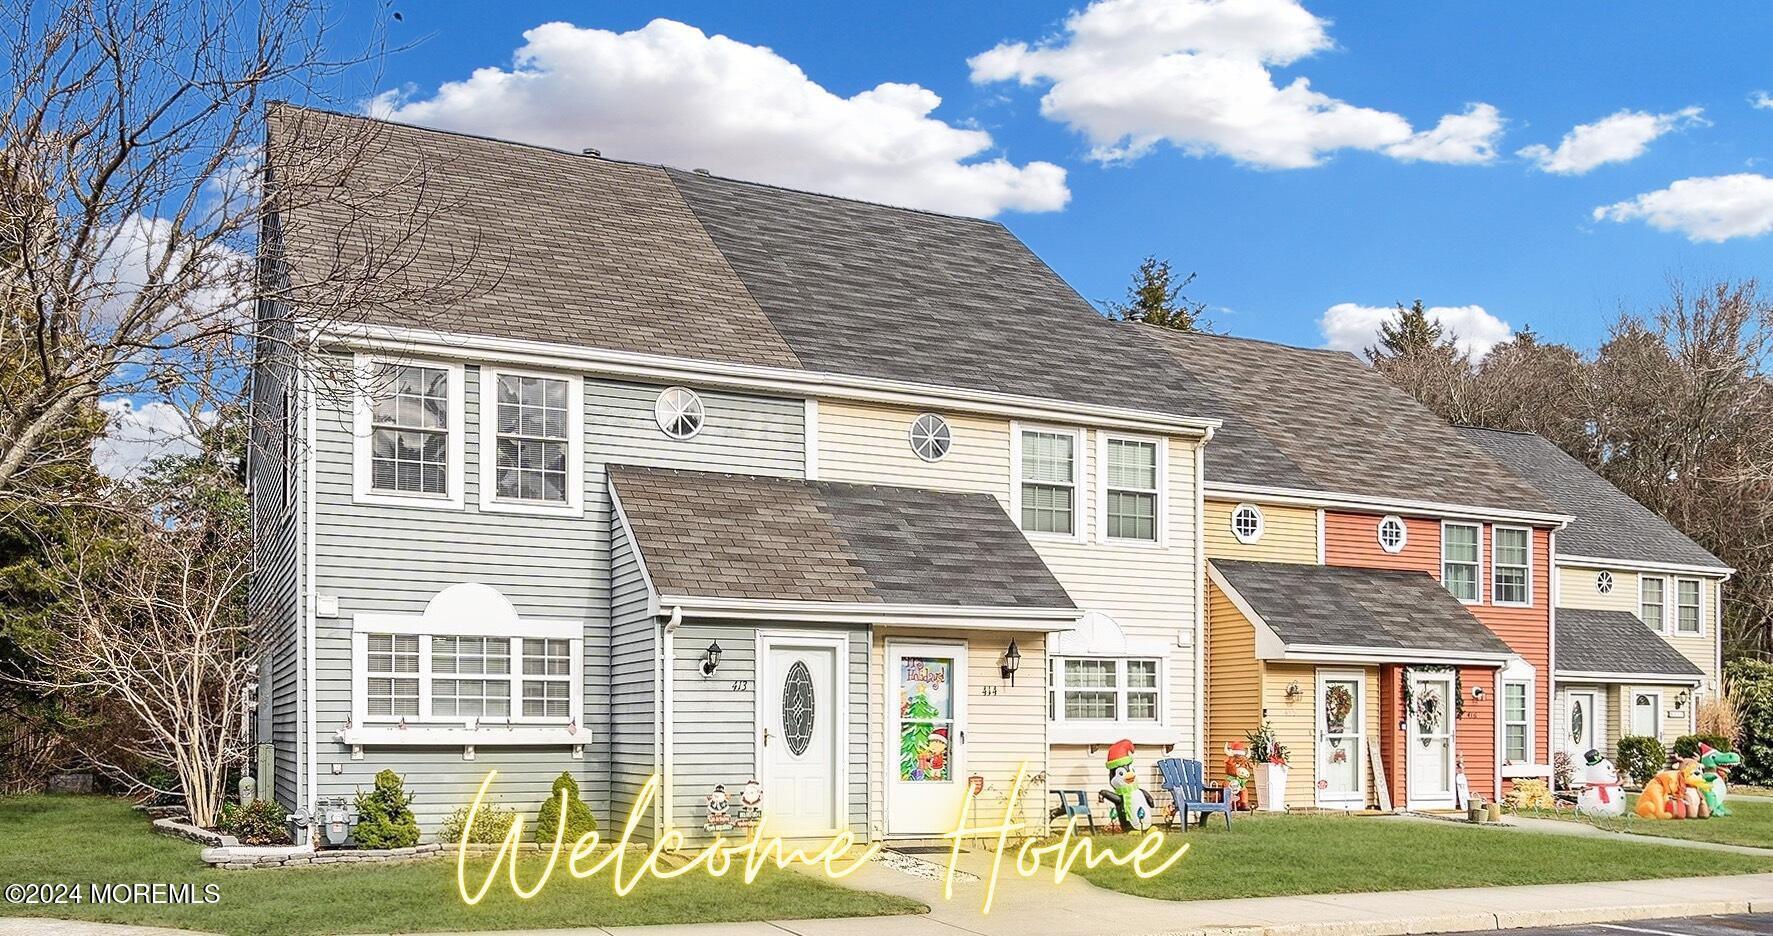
365,634 -> 420,718
1103,437 -> 1160,543
1018,428 -> 1079,537
1674,578 -> 1702,635
1442,522 -> 1482,603
1492,526 -> 1531,606
1502,681 -> 1529,762
480,369 -> 583,515
431,636 -> 511,718
1639,576 -> 1667,631
1050,658 -> 1161,723
522,638 -> 574,718
354,356 -> 465,509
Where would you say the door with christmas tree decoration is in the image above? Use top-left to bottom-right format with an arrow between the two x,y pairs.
886,641 -> 966,834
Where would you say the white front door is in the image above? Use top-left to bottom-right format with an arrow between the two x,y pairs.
1315,669 -> 1366,809
886,641 -> 966,835
760,636 -> 843,837
1407,671 -> 1457,809
1565,690 -> 1599,759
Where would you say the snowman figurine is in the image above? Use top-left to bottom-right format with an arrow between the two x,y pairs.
1576,749 -> 1625,818
1098,739 -> 1156,832
704,784 -> 735,832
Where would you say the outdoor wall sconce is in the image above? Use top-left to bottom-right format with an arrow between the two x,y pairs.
1472,686 -> 1485,700
1000,640 -> 1021,685
1674,691 -> 1688,711
699,641 -> 723,677
1285,681 -> 1302,701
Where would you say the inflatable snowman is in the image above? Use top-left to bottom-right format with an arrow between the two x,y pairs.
1576,749 -> 1625,818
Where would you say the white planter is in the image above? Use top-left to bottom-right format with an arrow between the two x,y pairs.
1256,763 -> 1289,812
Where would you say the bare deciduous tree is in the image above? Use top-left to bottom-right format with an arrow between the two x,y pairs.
0,0 -> 481,507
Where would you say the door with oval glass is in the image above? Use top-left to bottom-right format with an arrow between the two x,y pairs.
886,641 -> 966,835
759,634 -> 845,837
1565,689 -> 1601,759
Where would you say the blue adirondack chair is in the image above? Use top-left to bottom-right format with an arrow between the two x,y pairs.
1157,757 -> 1233,831
1050,789 -> 1096,832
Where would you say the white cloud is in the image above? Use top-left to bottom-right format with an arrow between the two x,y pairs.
371,19 -> 1068,217
86,214 -> 249,330
967,0 -> 1501,169
92,398 -> 204,480
1592,173 -> 1773,242
1751,90 -> 1773,111
1319,302 -> 1514,359
1385,103 -> 1505,165
1516,106 -> 1705,175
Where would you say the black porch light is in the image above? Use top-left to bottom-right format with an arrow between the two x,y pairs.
1000,640 -> 1021,685
700,641 -> 723,677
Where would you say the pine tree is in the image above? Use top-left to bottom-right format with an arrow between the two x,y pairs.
353,769 -> 420,848
1106,256 -> 1208,331
534,771 -> 597,844
1367,299 -> 1445,362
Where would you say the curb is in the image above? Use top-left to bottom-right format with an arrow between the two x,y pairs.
1168,897 -> 1759,936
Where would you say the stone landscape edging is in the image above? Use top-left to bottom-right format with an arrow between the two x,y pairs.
199,840 -> 548,870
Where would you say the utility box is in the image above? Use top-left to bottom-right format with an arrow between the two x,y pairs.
318,797 -> 357,847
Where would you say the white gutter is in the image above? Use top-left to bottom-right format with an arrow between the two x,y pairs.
1556,670 -> 1703,686
313,323 -> 1221,440
1556,554 -> 1735,578
659,595 -> 1082,630
1205,483 -> 1574,527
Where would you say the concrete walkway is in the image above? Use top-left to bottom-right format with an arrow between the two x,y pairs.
1500,814 -> 1773,857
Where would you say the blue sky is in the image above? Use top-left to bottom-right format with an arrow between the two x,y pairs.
340,1 -> 1773,356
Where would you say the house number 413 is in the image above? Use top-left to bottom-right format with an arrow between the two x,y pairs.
731,680 -> 750,692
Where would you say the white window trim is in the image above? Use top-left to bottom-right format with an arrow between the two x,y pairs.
1638,575 -> 1669,634
477,365 -> 585,517
1009,421 -> 1088,543
1500,680 -> 1532,764
1673,577 -> 1704,637
1048,656 -> 1168,741
1629,688 -> 1663,739
1441,520 -> 1483,605
1096,432 -> 1167,547
1596,570 -> 1614,595
1229,502 -> 1265,545
349,611 -> 584,744
1377,514 -> 1408,554
1496,658 -> 1542,778
1491,525 -> 1533,608
908,412 -> 953,463
351,353 -> 467,510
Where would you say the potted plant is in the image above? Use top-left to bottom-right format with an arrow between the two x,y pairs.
1245,723 -> 1290,812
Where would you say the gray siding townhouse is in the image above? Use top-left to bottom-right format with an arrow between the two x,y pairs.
249,105 -> 1220,842
1459,427 -> 1732,761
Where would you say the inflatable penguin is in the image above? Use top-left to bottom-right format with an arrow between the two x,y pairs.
1575,749 -> 1625,818
1099,739 -> 1156,832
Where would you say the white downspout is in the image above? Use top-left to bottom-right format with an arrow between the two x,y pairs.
303,363 -> 319,825
1193,430 -> 1211,760
661,606 -> 683,840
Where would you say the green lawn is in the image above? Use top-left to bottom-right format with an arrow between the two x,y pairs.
1067,813 -> 1773,901
0,796 -> 923,936
1526,796 -> 1773,849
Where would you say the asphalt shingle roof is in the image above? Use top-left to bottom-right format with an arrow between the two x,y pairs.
608,465 -> 1075,609
1142,330 -> 1559,514
1211,559 -> 1514,658
1456,427 -> 1727,570
1555,608 -> 1705,678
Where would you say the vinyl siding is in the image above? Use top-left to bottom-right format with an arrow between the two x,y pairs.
667,622 -> 870,842
871,628 -> 1048,837
1455,665 -> 1496,802
1204,581 -> 1260,782
1614,684 -> 1695,747
1554,685 -> 1616,760
816,402 -> 1204,777
305,358 -> 803,836
1203,500 -> 1317,562
1472,528 -> 1552,770
1554,565 -> 1722,692
248,344 -> 304,811
1260,663 -> 1382,809
1322,512 -> 1441,572
607,519 -> 656,831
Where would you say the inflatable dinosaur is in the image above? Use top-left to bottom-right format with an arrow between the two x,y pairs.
1697,743 -> 1742,817
1634,758 -> 1711,820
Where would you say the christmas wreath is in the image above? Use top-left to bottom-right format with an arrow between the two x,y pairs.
1324,685 -> 1355,730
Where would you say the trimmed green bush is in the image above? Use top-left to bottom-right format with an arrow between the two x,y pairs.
352,769 -> 419,849
534,772 -> 596,845
1672,733 -> 1733,759
1727,658 -> 1773,786
1616,735 -> 1667,787
437,803 -> 517,844
217,798 -> 290,845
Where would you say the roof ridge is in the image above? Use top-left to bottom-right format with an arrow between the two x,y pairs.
1137,324 -> 1362,358
270,102 -> 1009,228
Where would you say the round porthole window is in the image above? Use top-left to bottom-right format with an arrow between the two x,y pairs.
1230,503 -> 1264,544
654,387 -> 704,440
1596,570 -> 1614,595
908,413 -> 952,462
1377,515 -> 1408,554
